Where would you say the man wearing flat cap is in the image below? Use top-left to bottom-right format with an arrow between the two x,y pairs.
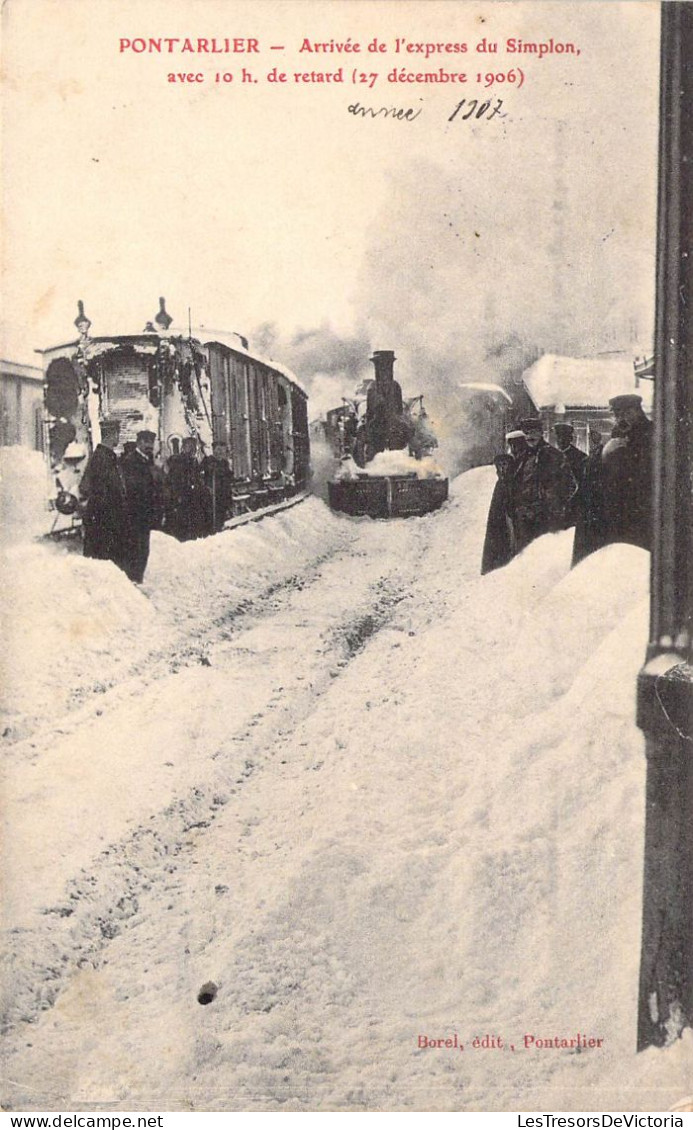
79,418 -> 127,571
120,429 -> 161,583
509,417 -> 577,552
553,422 -> 588,479
572,394 -> 652,565
609,393 -> 645,414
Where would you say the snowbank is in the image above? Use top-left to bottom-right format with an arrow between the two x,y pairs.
0,446 -> 49,547
1,542 -> 157,725
1,463 -> 691,1112
0,494 -> 354,739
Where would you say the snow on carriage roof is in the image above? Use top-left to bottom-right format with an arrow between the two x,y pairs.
37,326 -> 306,393
190,325 -> 307,393
522,353 -> 654,412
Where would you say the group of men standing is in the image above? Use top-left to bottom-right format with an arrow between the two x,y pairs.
481,393 -> 652,575
165,438 -> 233,541
79,423 -> 234,583
80,421 -> 160,584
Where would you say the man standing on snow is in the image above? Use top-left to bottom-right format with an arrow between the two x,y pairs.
200,441 -> 233,534
120,430 -> 160,583
553,422 -> 588,480
79,418 -> 127,571
601,393 -> 653,550
481,453 -> 517,574
553,422 -> 588,528
165,436 -> 206,540
572,396 -> 652,565
480,430 -> 527,574
510,418 -> 577,552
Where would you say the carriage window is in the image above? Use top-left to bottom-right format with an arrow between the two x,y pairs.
45,359 -> 80,419
148,362 -> 161,408
34,403 -> 45,452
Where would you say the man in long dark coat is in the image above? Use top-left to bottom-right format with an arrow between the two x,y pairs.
200,442 -> 233,534
165,437 -> 206,540
481,453 -> 516,574
554,422 -> 588,528
554,422 -> 588,479
572,395 -> 652,565
120,430 -> 160,583
510,418 -> 578,552
602,394 -> 653,549
571,444 -> 610,566
79,418 -> 127,570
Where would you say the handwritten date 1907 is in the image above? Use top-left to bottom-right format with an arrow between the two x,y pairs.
448,97 -> 506,121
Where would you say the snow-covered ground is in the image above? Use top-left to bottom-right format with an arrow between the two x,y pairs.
1,451 -> 691,1112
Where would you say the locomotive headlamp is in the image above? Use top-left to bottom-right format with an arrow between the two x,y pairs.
74,300 -> 91,338
55,490 -> 79,516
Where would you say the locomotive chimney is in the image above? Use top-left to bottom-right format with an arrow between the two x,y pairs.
154,297 -> 173,332
370,350 -> 396,383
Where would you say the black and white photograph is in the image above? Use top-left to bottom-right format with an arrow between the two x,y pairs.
1,0 -> 691,1114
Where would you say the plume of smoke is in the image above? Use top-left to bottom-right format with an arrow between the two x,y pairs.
353,153 -> 654,476
252,122 -> 654,481
305,430 -> 337,503
251,321 -> 372,420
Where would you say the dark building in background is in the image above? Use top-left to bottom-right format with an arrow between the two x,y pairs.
0,359 -> 44,450
520,353 -> 654,453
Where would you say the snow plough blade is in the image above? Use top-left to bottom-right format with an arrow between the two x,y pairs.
328,474 -> 448,519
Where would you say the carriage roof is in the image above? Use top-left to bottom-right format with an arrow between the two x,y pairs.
38,329 -> 306,396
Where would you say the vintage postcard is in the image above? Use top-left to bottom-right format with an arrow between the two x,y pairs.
1,0 -> 691,1115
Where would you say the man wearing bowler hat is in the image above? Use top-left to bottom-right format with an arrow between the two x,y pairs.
505,429 -> 528,462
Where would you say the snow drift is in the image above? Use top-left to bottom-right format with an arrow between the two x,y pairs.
0,454 -> 690,1111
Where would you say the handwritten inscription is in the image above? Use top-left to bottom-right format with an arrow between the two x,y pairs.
348,100 -> 423,122
346,98 -> 506,125
448,97 -> 507,121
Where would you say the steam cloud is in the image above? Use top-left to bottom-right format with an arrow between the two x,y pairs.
353,154 -> 654,471
252,321 -> 372,422
253,128 -> 655,478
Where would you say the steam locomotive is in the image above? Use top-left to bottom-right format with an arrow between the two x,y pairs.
41,300 -> 310,536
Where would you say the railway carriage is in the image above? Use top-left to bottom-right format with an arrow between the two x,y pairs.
41,300 -> 310,536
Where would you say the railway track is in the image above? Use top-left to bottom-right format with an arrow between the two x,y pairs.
1,515 -> 436,1044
